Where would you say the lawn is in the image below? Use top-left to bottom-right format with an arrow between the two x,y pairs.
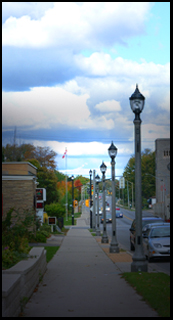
44,246 -> 60,263
122,272 -> 170,317
63,212 -> 81,226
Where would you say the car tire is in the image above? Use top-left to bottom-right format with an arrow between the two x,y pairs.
148,256 -> 153,263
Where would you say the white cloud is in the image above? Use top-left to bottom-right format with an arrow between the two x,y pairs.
95,100 -> 121,113
2,2 -> 54,22
158,91 -> 170,112
2,86 -> 115,131
75,53 -> 170,84
2,2 -> 151,48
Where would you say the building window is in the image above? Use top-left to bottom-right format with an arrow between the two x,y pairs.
163,150 -> 170,158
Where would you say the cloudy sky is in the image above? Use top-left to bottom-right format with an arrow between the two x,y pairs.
2,2 -> 170,179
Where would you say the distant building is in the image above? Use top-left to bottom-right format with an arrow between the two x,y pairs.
2,162 -> 38,229
154,139 -> 170,219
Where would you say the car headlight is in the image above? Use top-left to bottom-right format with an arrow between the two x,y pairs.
154,243 -> 162,248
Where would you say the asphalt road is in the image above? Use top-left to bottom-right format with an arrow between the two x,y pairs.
99,206 -> 170,275
93,194 -> 170,275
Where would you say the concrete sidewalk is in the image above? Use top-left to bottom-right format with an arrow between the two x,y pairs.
22,209 -> 159,317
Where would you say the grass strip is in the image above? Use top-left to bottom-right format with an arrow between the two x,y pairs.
121,272 -> 170,317
63,212 -> 82,226
44,246 -> 60,263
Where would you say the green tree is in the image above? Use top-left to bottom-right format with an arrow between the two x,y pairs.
54,170 -> 66,182
44,203 -> 65,219
75,175 -> 89,185
123,149 -> 155,207
37,167 -> 59,205
2,143 -> 57,170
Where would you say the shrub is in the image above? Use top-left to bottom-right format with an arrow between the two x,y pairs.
40,224 -> 51,234
45,202 -> 65,219
38,230 -> 50,238
2,247 -> 30,269
2,209 -> 35,268
35,232 -> 46,243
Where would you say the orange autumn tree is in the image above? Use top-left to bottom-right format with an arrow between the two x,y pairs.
57,178 -> 83,205
74,179 -> 82,202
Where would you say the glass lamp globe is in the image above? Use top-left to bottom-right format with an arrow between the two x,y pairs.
95,174 -> 100,183
108,141 -> 117,160
129,84 -> 145,114
100,161 -> 107,174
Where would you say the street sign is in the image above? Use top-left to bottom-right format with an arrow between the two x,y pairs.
36,188 -> 46,201
119,177 -> 125,189
48,217 -> 57,225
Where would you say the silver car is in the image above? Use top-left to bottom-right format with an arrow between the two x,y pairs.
142,224 -> 170,262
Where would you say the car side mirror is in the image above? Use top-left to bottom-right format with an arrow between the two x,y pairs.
129,227 -> 135,232
142,233 -> 148,238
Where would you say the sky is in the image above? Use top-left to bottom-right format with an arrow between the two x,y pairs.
2,2 -> 170,180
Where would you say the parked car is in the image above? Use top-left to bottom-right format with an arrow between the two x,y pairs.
106,206 -> 110,212
142,222 -> 170,237
95,208 -> 102,215
116,207 -> 123,218
142,224 -> 170,262
129,216 -> 164,251
100,213 -> 112,223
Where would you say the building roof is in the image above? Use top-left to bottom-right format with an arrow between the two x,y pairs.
2,162 -> 37,176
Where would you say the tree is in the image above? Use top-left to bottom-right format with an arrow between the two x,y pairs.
54,170 -> 66,182
44,203 -> 65,219
33,146 -> 57,170
37,167 -> 59,205
123,149 -> 155,207
75,175 -> 89,186
2,143 -> 57,170
27,159 -> 41,169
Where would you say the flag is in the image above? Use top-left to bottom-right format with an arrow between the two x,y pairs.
62,148 -> 67,159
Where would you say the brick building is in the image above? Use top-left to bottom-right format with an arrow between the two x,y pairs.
2,162 -> 38,224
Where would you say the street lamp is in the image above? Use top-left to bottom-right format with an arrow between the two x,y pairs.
71,175 -> 74,226
92,170 -> 96,231
95,174 -> 101,236
129,84 -> 148,272
108,142 -> 119,253
89,169 -> 92,228
100,161 -> 109,243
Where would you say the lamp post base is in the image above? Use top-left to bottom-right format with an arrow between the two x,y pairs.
96,230 -> 101,236
101,235 -> 109,243
131,260 -> 148,272
109,243 -> 119,253
92,226 -> 96,232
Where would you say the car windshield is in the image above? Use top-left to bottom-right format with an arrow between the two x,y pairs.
150,226 -> 170,238
142,219 -> 164,229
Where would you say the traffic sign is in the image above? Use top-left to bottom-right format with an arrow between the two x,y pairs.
119,177 -> 125,189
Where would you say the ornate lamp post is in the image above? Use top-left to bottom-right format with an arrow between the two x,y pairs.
100,161 -> 109,243
95,174 -> 101,236
92,170 -> 96,231
71,175 -> 74,225
108,142 -> 119,253
129,84 -> 148,272
89,169 -> 92,228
